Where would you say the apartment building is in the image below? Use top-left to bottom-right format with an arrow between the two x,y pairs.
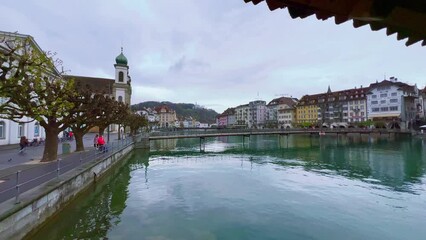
154,105 -> 177,128
248,100 -> 267,128
367,78 -> 419,129
235,104 -> 249,127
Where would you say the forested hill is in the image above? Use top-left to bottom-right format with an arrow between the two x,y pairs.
131,101 -> 219,124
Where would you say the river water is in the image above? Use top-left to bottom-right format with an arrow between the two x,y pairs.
28,134 -> 426,240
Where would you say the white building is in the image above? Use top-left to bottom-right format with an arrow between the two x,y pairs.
367,78 -> 418,129
136,108 -> 159,129
0,31 -> 132,145
266,98 -> 280,127
198,123 -> 209,128
0,31 -> 49,145
248,100 -> 267,128
235,104 -> 249,127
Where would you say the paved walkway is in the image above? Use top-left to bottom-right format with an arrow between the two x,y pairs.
0,132 -> 127,203
0,133 -> 97,170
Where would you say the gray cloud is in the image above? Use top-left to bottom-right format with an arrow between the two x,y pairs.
169,56 -> 210,74
1,0 -> 426,113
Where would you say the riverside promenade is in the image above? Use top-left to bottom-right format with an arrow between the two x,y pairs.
0,132 -> 135,240
0,133 -> 122,203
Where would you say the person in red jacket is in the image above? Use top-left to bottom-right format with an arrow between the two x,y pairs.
97,135 -> 106,152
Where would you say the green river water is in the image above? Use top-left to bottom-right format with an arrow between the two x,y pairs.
28,134 -> 426,240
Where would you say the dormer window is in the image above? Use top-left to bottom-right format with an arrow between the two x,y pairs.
119,71 -> 124,82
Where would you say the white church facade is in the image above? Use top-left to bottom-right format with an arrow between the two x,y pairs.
0,31 -> 132,146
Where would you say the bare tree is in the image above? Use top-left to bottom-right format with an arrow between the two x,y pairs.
0,34 -> 75,161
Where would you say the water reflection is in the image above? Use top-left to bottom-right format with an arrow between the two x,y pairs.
28,134 -> 426,239
26,152 -> 144,240
150,134 -> 426,193
151,138 -> 178,151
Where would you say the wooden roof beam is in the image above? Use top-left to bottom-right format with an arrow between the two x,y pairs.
335,15 -> 349,25
369,22 -> 386,31
265,0 -> 286,11
353,19 -> 369,28
405,36 -> 423,46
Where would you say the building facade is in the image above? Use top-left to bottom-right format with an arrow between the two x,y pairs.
0,31 -> 133,145
248,100 -> 267,128
0,31 -> 49,145
367,78 -> 419,129
154,105 -> 177,128
266,98 -> 280,127
235,104 -> 249,127
136,108 -> 159,129
296,95 -> 319,126
277,98 -> 298,128
316,86 -> 368,127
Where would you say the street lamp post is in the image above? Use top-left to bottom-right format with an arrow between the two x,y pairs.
107,124 -> 110,143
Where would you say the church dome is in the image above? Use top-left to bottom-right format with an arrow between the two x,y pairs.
115,49 -> 128,65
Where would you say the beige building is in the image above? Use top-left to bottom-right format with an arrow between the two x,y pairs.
277,98 -> 298,128
154,105 -> 177,128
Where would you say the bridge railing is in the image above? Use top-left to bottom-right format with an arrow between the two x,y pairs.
148,128 -> 406,137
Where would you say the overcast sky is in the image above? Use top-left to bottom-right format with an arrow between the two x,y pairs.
2,0 -> 426,113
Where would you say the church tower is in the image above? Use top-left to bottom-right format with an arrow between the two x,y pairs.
113,48 -> 132,105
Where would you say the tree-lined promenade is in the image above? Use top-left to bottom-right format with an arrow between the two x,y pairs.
0,33 -> 147,162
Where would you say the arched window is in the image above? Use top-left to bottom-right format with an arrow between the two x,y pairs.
34,122 -> 40,137
118,96 -> 123,102
118,71 -> 124,82
0,121 -> 5,139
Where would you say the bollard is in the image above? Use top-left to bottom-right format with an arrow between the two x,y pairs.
79,152 -> 82,165
15,170 -> 21,204
57,158 -> 60,179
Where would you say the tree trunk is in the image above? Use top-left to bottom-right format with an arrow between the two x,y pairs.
42,128 -> 59,162
99,126 -> 106,136
74,130 -> 85,152
118,124 -> 121,140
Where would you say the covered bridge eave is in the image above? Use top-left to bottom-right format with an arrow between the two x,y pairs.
244,0 -> 426,47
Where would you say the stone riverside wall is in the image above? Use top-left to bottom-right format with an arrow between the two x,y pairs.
0,144 -> 134,240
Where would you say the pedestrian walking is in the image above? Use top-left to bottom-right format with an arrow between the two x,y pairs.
19,136 -> 29,153
97,135 -> 106,152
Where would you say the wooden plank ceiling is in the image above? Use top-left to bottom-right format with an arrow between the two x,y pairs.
244,0 -> 426,46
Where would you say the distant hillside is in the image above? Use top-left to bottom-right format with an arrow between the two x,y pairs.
131,101 -> 219,124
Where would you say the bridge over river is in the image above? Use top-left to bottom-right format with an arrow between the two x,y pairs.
148,128 -> 411,141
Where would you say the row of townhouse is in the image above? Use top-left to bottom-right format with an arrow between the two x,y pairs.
137,105 -> 210,129
217,98 -> 298,129
297,85 -> 369,127
137,105 -> 177,128
217,77 -> 425,129
301,78 -> 421,129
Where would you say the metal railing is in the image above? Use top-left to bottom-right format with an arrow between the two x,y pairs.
0,136 -> 135,204
149,128 -> 407,138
